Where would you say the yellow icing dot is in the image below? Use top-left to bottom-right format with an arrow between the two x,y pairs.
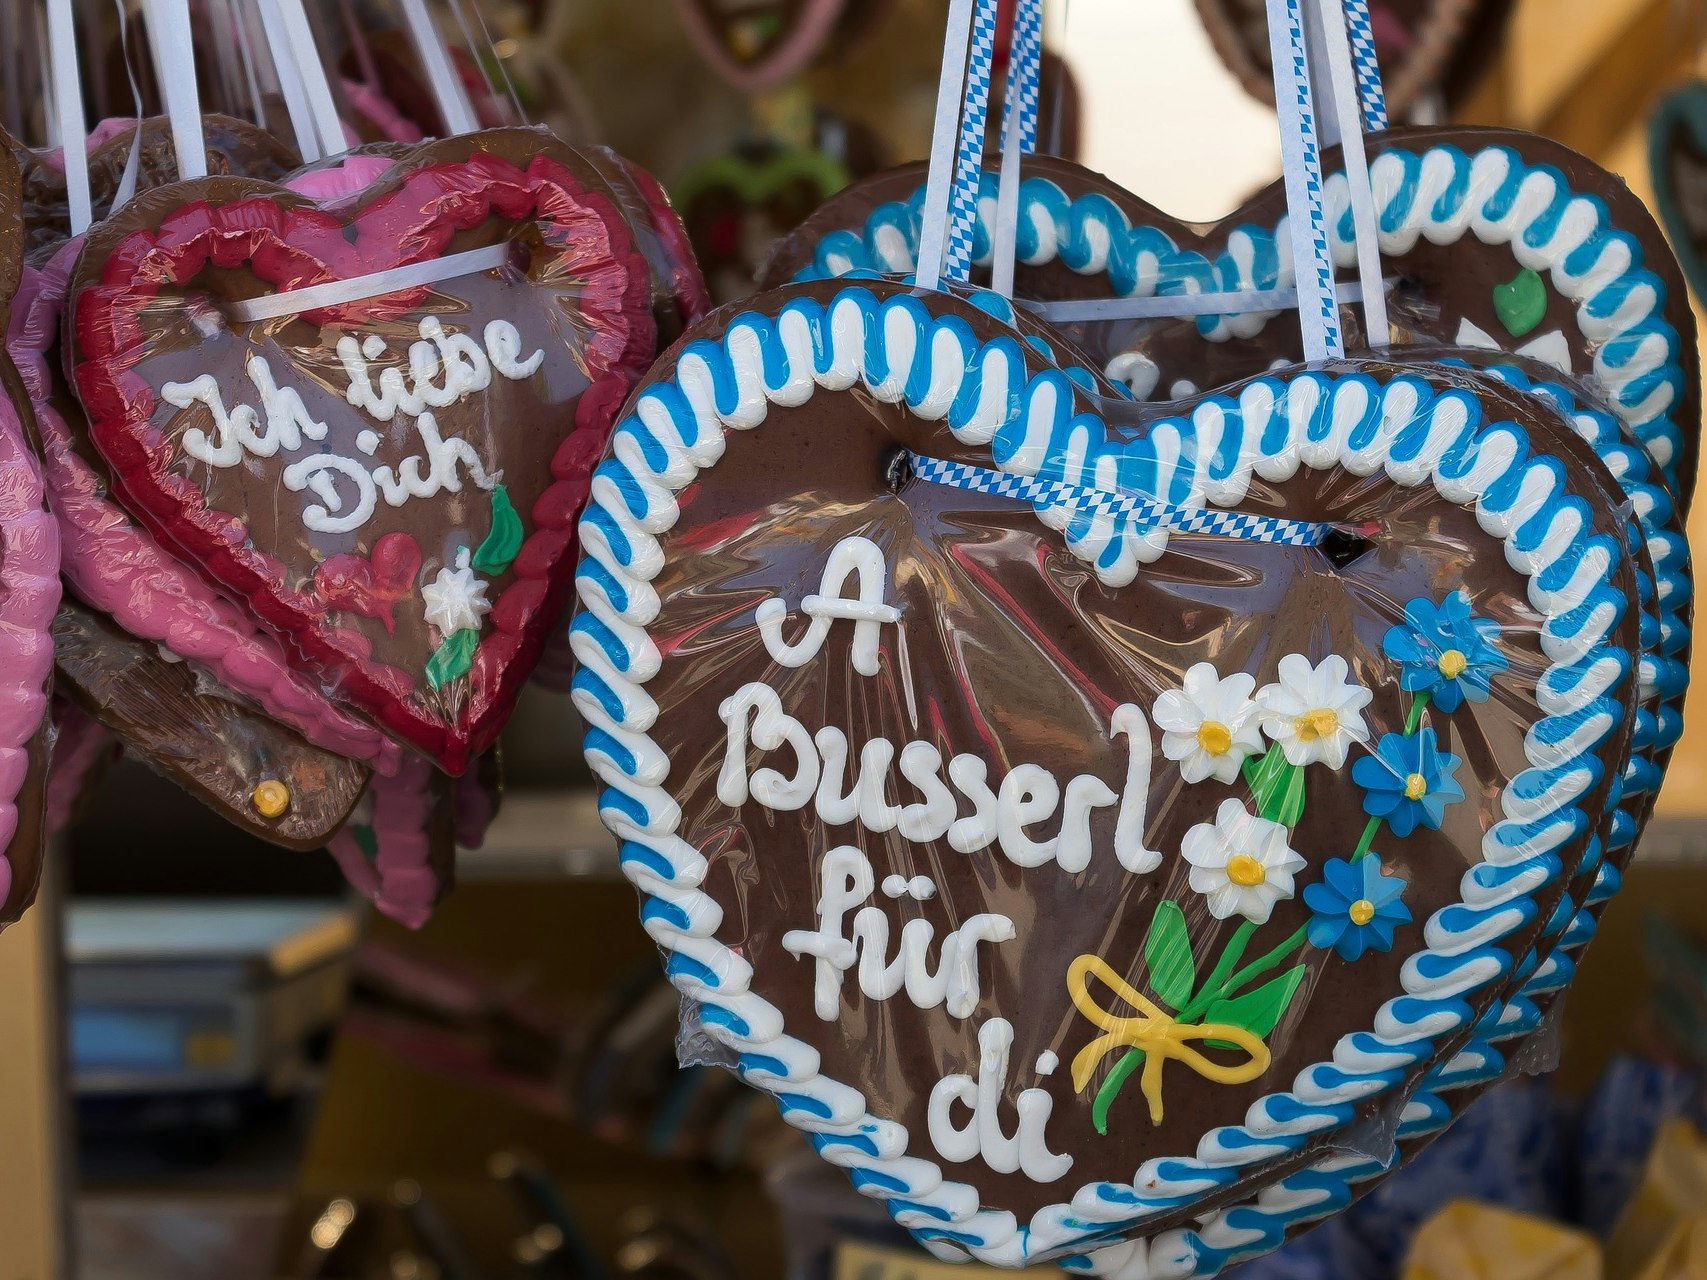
1294,708 -> 1339,742
252,780 -> 291,819
1197,721 -> 1233,756
1438,649 -> 1468,679
1403,772 -> 1429,800
1226,854 -> 1267,887
1349,899 -> 1376,926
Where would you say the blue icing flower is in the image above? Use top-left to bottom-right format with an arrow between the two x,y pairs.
1382,592 -> 1509,712
1304,855 -> 1412,961
1351,727 -> 1466,837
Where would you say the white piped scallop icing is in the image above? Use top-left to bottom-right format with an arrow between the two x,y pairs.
573,283 -> 1635,1269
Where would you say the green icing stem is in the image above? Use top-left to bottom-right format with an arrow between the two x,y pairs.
471,484 -> 524,576
426,628 -> 480,691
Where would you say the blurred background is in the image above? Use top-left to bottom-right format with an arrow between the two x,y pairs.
6,1 -> 1707,1278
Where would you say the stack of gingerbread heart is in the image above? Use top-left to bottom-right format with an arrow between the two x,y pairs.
568,0 -> 1695,1275
0,1 -> 708,930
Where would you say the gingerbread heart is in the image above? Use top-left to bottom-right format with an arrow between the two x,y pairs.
1193,0 -> 1515,119
1650,81 -> 1707,311
17,114 -> 301,257
327,754 -> 465,928
1070,354 -> 1689,1280
574,278 -> 1644,1263
51,597 -> 369,851
41,697 -> 117,839
0,131 -> 58,928
765,127 -> 1701,509
670,0 -> 883,93
69,128 -> 659,774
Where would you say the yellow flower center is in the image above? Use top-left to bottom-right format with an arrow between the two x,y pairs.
1437,648 -> 1468,679
1225,854 -> 1267,887
1348,899 -> 1376,926
251,779 -> 291,819
1295,708 -> 1340,742
1403,772 -> 1429,801
1197,721 -> 1233,756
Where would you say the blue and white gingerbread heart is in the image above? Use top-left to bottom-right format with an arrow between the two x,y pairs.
765,125 -> 1701,509
574,278 -> 1646,1266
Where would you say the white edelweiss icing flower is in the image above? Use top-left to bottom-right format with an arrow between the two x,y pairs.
1255,653 -> 1373,769
1154,663 -> 1264,785
421,547 -> 491,636
1182,798 -> 1307,924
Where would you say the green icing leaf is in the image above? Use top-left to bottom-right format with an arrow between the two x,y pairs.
1494,267 -> 1547,337
352,824 -> 379,861
1245,746 -> 1305,826
1205,963 -> 1307,1050
471,484 -> 523,576
426,628 -> 480,691
1143,900 -> 1196,1011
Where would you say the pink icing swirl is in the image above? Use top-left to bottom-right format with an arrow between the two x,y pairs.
42,698 -> 110,837
16,244 -> 402,774
0,363 -> 61,897
340,78 -> 425,146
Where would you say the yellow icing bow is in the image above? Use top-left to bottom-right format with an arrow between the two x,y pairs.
1067,954 -> 1273,1125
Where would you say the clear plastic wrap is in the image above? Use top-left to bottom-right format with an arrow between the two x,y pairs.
762,126 -> 1701,510
65,125 -> 661,775
0,126 -> 59,928
575,276 -> 1653,1265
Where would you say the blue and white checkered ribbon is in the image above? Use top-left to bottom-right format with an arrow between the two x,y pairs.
991,0 -> 1043,298
1268,0 -> 1342,361
942,0 -> 1001,285
907,453 -> 1332,546
1340,0 -> 1389,131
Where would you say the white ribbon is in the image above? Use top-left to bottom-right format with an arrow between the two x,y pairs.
398,0 -> 479,135
256,0 -> 322,161
914,0 -> 977,293
1310,0 -> 1389,348
45,0 -> 91,234
272,0 -> 348,158
140,0 -> 207,180
227,243 -> 512,323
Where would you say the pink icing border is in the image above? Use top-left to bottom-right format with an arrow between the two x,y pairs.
0,361 -> 61,904
18,244 -> 403,773
340,78 -> 426,146
328,756 -> 443,929
42,697 -> 110,837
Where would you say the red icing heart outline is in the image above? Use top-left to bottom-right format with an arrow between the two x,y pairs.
71,135 -> 656,773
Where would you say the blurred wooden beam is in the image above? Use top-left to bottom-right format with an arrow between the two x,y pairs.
0,871 -> 72,1280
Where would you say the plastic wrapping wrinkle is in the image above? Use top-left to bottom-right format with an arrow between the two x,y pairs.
51,597 -> 370,851
575,277 -> 1649,1265
66,126 -> 665,773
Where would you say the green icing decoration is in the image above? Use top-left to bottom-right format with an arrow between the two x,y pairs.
1494,267 -> 1547,337
352,824 -> 379,860
426,628 -> 480,691
471,484 -> 523,576
1142,901 -> 1195,1010
1204,964 -> 1307,1051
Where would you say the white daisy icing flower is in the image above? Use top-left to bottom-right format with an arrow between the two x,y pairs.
1182,799 -> 1308,924
1154,663 -> 1264,785
421,547 -> 491,636
1255,653 -> 1373,769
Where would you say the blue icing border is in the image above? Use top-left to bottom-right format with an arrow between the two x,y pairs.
791,145 -> 1691,497
572,283 -> 1640,1269
1064,366 -> 1687,1280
